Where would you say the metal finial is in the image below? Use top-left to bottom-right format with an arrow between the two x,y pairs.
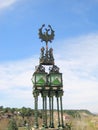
38,24 -> 55,44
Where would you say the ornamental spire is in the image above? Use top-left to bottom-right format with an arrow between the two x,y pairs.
38,24 -> 55,65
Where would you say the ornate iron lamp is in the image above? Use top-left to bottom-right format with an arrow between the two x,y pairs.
32,24 -> 64,130
32,65 -> 47,90
48,65 -> 63,90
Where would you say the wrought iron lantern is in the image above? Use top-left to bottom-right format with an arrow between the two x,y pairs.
48,65 -> 63,90
32,64 -> 47,90
48,73 -> 62,87
32,72 -> 47,86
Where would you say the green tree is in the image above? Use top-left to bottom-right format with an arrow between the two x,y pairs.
10,108 -> 16,114
26,108 -> 32,117
20,107 -> 32,118
20,107 -> 27,119
65,123 -> 72,130
0,106 -> 3,110
8,118 -> 18,130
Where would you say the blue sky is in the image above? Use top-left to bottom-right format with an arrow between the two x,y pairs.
0,0 -> 98,113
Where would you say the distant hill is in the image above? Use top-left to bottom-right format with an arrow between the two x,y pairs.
0,107 -> 98,130
64,109 -> 93,115
63,109 -> 94,118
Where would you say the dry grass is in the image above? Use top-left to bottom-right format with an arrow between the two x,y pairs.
0,111 -> 98,130
18,127 -> 27,130
0,118 -> 9,130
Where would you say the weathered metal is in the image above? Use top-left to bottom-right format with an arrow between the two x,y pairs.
32,25 -> 64,130
39,24 -> 55,65
38,24 -> 55,44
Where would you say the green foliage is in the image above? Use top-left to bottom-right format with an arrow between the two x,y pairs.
20,107 -> 33,118
80,109 -> 93,115
64,110 -> 79,118
64,109 -> 93,118
65,122 -> 72,130
10,108 -> 16,114
0,106 -> 3,110
8,118 -> 18,130
3,107 -> 11,113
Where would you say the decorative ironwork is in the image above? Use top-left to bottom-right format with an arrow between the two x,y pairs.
35,64 -> 45,73
49,48 -> 54,60
49,65 -> 59,73
39,24 -> 55,43
33,90 -> 39,128
40,47 -> 54,65
32,24 -> 64,130
39,24 -> 55,65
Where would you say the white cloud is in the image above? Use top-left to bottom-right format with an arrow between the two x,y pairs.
55,33 -> 98,112
0,58 -> 38,90
0,33 -> 98,112
0,57 -> 38,108
0,0 -> 17,10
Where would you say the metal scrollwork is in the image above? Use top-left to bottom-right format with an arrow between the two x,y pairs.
39,24 -> 55,43
49,65 -> 59,73
35,64 -> 45,73
49,48 -> 54,59
40,47 -> 45,58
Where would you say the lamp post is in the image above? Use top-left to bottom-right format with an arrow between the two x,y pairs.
32,24 -> 64,130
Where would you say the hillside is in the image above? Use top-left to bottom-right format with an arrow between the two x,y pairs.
0,106 -> 98,130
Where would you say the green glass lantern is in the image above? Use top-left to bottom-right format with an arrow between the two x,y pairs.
48,73 -> 63,88
32,72 -> 47,89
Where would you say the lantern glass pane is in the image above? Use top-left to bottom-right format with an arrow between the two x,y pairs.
32,75 -> 35,84
36,73 -> 46,86
50,73 -> 62,86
